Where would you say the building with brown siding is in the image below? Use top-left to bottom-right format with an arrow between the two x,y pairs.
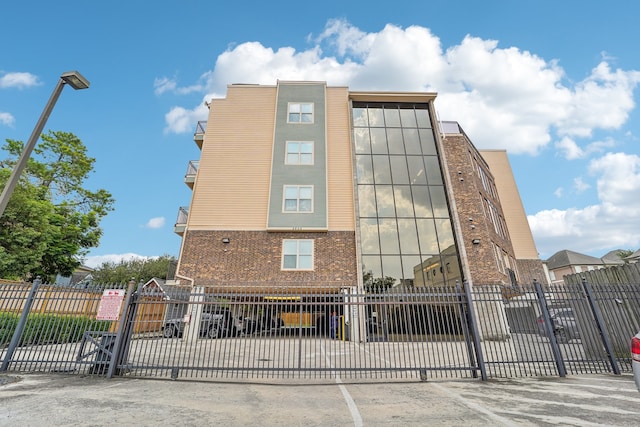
174,81 -> 545,293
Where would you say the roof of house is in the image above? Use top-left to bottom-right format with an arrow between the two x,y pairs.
600,250 -> 627,265
545,249 -> 604,270
626,249 -> 640,261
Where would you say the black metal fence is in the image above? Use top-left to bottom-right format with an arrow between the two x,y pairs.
1,278 -> 638,382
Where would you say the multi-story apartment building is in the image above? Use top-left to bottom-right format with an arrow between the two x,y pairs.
173,81 -> 546,294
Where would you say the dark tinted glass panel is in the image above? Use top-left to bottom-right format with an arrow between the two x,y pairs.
383,107 -> 401,127
375,186 -> 395,217
400,108 -> 417,128
416,109 -> 431,128
419,129 -> 437,155
424,156 -> 443,185
370,128 -> 388,154
356,155 -> 373,184
358,185 -> 377,217
387,128 -> 404,154
403,128 -> 421,154
352,107 -> 369,127
368,108 -> 385,127
407,156 -> 427,185
402,255 -> 422,283
435,219 -> 455,250
430,186 -> 449,218
354,128 -> 371,154
389,156 -> 409,184
362,255 -> 382,279
373,155 -> 391,184
360,218 -> 380,254
397,219 -> 419,254
381,255 -> 402,285
378,219 -> 400,254
416,219 -> 439,254
393,185 -> 414,217
411,186 -> 433,217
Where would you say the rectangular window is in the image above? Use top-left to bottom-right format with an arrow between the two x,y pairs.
284,185 -> 313,212
288,102 -> 314,123
286,141 -> 314,165
282,239 -> 314,270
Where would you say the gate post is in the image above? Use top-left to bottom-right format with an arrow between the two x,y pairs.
534,279 -> 566,377
462,282 -> 487,381
1,277 -> 42,372
581,278 -> 621,375
106,279 -> 138,378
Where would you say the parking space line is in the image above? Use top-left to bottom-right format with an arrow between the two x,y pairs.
321,344 -> 363,427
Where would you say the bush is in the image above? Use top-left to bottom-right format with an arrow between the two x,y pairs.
0,312 -> 111,346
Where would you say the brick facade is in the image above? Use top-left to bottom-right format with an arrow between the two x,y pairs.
441,133 -> 517,285
178,230 -> 358,289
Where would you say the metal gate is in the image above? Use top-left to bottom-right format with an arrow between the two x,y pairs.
2,279 -> 638,381
111,284 -> 484,381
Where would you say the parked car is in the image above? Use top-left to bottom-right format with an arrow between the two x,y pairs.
632,331 -> 640,391
537,308 -> 580,343
162,307 -> 242,339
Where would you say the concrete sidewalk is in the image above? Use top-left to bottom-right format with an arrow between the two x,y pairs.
1,373 -> 639,426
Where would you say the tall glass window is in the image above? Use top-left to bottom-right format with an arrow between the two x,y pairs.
353,102 -> 462,289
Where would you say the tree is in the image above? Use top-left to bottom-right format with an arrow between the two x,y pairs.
616,249 -> 634,263
91,255 -> 177,284
0,131 -> 114,280
363,271 -> 396,294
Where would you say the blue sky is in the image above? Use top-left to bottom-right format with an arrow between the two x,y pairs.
2,1 -> 640,267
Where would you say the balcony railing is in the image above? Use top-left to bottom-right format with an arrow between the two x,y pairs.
184,160 -> 199,189
193,121 -> 207,149
174,206 -> 189,236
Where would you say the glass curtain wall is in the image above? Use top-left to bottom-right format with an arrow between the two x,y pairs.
352,102 -> 462,290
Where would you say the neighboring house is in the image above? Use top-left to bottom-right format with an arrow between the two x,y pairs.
624,249 -> 640,263
173,81 -> 546,294
600,250 -> 628,266
545,249 -> 607,285
55,265 -> 93,286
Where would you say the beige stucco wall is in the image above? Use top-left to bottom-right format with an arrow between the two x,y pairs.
187,84 -> 355,232
188,85 -> 276,230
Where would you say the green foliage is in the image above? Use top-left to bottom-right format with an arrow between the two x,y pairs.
0,312 -> 111,346
91,254 -> 176,284
0,131 -> 114,280
363,271 -> 396,294
616,249 -> 634,262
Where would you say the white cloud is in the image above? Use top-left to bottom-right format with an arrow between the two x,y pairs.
83,253 -> 154,269
145,216 -> 165,229
162,19 -> 640,258
553,187 -> 563,198
164,20 -> 639,156
0,72 -> 40,89
0,112 -> 15,127
154,76 -> 205,96
530,152 -> 640,257
573,177 -> 590,193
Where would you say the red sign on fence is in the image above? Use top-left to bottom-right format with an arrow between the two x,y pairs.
97,289 -> 125,321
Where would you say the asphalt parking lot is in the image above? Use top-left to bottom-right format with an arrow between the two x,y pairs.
1,372 -> 639,426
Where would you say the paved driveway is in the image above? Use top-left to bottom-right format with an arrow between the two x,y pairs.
1,373 -> 639,426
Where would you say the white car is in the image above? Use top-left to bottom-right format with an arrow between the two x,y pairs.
632,331 -> 640,391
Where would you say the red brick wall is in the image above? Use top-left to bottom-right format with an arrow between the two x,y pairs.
178,230 -> 357,288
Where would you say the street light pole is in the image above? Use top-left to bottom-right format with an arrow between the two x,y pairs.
0,71 -> 90,218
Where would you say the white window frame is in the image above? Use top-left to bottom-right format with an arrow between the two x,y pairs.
287,102 -> 314,124
283,185 -> 313,213
282,239 -> 314,270
285,141 -> 314,165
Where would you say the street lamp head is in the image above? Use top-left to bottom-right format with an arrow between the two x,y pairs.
61,71 -> 90,90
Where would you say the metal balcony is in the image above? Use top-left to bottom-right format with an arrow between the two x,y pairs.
184,160 -> 199,189
194,121 -> 206,149
174,206 -> 189,236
